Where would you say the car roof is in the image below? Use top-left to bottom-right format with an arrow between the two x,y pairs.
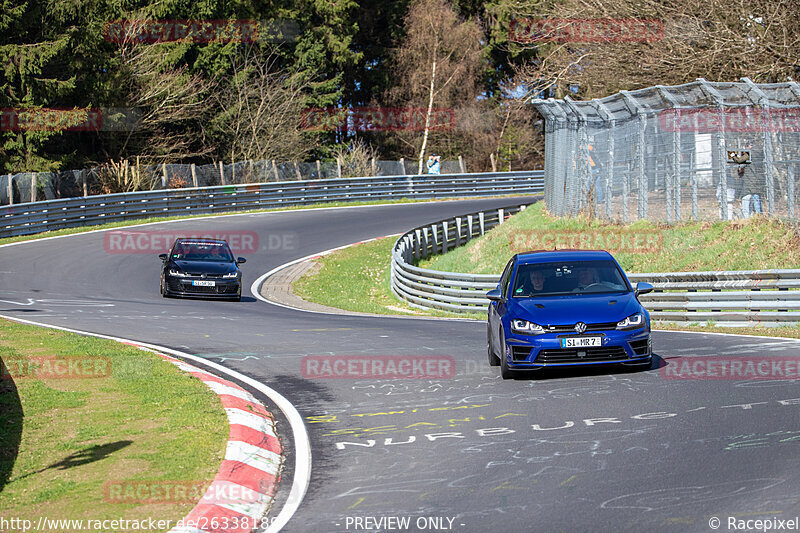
515,249 -> 614,264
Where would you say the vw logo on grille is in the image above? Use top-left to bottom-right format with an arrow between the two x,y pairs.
574,322 -> 587,334
201,273 -> 207,279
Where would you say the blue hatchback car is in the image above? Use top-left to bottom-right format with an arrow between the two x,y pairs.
487,250 -> 654,379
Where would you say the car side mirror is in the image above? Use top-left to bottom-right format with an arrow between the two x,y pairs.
158,254 -> 168,261
236,257 -> 247,264
635,282 -> 654,296
486,288 -> 505,302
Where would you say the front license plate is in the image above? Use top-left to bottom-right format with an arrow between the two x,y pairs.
561,336 -> 602,348
192,280 -> 215,287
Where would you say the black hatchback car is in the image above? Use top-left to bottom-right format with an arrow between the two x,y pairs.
159,239 -> 246,301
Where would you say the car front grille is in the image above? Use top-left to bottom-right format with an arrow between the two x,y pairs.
535,346 -> 628,364
542,322 -> 619,333
168,279 -> 238,295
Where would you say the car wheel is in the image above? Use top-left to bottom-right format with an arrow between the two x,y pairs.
160,277 -> 168,298
488,327 -> 500,366
499,329 -> 516,380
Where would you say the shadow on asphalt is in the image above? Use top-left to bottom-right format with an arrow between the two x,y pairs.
0,356 -> 23,492
510,353 -> 666,381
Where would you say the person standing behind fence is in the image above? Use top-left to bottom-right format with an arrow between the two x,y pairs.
426,154 -> 441,174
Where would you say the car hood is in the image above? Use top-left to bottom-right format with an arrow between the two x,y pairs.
509,292 -> 641,325
171,260 -> 236,275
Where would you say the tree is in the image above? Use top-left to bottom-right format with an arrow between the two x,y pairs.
390,0 -> 485,173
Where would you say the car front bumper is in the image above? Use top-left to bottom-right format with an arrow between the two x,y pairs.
504,328 -> 651,370
165,276 -> 241,298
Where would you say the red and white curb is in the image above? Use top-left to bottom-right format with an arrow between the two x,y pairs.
122,343 -> 283,533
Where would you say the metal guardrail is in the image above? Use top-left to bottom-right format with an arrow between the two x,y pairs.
391,206 -> 800,326
0,171 -> 544,238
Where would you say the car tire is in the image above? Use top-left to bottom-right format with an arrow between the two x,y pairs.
488,327 -> 500,367
160,277 -> 168,298
499,329 -> 517,380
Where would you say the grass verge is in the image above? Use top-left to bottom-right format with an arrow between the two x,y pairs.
0,318 -> 228,526
292,237 -> 485,319
421,202 -> 800,273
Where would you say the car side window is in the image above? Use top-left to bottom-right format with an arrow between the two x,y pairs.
500,259 -> 514,299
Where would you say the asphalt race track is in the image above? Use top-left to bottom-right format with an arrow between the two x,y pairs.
2,197 -> 799,533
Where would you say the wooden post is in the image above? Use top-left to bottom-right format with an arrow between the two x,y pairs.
7,174 -> 13,205
316,159 -> 322,179
30,173 -> 37,202
337,157 -> 342,179
293,160 -> 302,180
371,157 -> 377,176
458,155 -> 466,173
82,170 -> 88,197
162,163 -> 168,188
218,161 -> 225,185
136,156 -> 140,191
489,153 -> 497,172
272,160 -> 279,182
190,163 -> 198,187
399,157 -> 406,175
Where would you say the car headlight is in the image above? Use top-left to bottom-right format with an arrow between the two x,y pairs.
222,271 -> 239,278
617,313 -> 644,330
168,269 -> 188,277
511,319 -> 546,335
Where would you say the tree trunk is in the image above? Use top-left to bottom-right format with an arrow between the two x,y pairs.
417,54 -> 438,175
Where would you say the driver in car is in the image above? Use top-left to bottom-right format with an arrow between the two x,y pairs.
574,267 -> 598,291
516,268 -> 547,296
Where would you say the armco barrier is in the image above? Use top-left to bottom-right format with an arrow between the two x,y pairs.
390,208 -> 800,326
0,171 -> 544,238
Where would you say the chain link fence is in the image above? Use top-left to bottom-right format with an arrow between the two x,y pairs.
0,158 -> 467,206
532,78 -> 800,222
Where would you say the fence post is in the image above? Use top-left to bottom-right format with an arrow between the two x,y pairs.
7,174 -> 13,205
272,160 -> 279,182
371,157 -> 377,176
490,153 -> 497,172
190,163 -> 198,187
789,165 -> 796,219
82,170 -> 88,197
218,161 -> 226,185
337,158 -> 342,179
637,114 -> 647,220
30,173 -> 37,203
458,155 -> 466,173
399,157 -> 406,175
162,163 -> 168,189
293,161 -> 302,180
316,159 -> 321,179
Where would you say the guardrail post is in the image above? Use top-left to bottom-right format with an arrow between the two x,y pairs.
442,221 -> 449,253
423,227 -> 430,258
466,214 -> 473,240
413,229 -> 422,260
455,217 -> 462,247
431,224 -> 439,254
479,211 -> 485,234
498,208 -> 504,224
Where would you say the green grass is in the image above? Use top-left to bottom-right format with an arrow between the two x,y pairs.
292,237 -> 485,319
421,202 -> 800,274
0,195 -> 522,247
0,318 -> 228,524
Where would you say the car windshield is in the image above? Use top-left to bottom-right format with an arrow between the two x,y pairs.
171,241 -> 234,262
512,260 -> 629,297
